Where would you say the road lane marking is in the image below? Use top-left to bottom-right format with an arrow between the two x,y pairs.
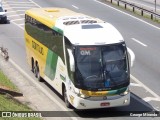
130,94 -> 156,111
94,0 -> 160,30
19,23 -> 24,26
8,14 -> 24,17
143,97 -> 160,102
5,4 -> 37,6
132,38 -> 148,47
11,21 -> 24,30
5,1 -> 33,4
6,10 -> 26,13
72,5 -> 79,9
154,107 -> 159,111
28,0 -> 41,8
4,7 -> 34,9
11,18 -> 24,22
130,82 -> 141,87
131,75 -> 160,100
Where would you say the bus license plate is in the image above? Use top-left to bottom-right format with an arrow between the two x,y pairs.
100,102 -> 110,106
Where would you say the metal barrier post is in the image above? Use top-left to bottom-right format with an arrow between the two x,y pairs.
151,14 -> 153,19
133,7 -> 135,12
141,10 -> 143,16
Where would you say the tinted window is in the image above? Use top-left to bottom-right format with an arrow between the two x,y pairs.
25,15 -> 65,63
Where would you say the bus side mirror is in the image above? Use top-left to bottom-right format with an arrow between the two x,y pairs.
67,49 -> 75,72
127,47 -> 135,68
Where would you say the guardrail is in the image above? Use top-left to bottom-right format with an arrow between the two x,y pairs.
105,0 -> 160,21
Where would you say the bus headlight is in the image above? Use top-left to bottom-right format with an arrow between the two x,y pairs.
73,88 -> 90,98
120,88 -> 129,96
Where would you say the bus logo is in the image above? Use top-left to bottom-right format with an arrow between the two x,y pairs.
32,41 -> 44,55
80,50 -> 90,55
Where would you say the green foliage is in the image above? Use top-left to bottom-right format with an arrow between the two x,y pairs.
0,70 -> 18,92
0,71 -> 41,120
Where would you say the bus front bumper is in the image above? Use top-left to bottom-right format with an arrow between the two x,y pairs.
71,93 -> 130,109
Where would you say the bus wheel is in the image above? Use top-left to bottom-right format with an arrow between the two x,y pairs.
63,87 -> 72,108
35,64 -> 43,82
31,58 -> 34,73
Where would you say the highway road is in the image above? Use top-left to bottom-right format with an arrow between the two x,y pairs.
0,0 -> 160,119
125,0 -> 160,13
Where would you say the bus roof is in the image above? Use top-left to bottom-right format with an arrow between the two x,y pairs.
25,8 -> 124,45
25,7 -> 96,27
64,23 -> 124,45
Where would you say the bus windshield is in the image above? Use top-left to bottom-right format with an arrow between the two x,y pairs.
74,43 -> 129,90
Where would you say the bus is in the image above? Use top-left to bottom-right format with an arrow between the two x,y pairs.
24,8 -> 134,109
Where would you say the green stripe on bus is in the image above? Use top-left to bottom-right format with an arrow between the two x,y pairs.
53,27 -> 63,34
60,74 -> 66,81
45,50 -> 58,80
107,87 -> 127,95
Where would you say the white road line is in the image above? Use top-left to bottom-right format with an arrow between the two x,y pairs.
131,75 -> 160,100
5,1 -> 33,4
130,82 -> 141,87
143,97 -> 160,102
4,7 -> 34,9
6,10 -> 26,13
5,4 -> 37,6
128,49 -> 160,101
154,107 -> 160,111
6,11 -> 16,13
2,4 -> 9,7
8,14 -> 24,17
72,5 -> 79,9
29,0 -> 41,8
11,18 -> 24,22
19,24 -> 24,26
94,0 -> 160,30
132,38 -> 148,47
11,21 -> 24,30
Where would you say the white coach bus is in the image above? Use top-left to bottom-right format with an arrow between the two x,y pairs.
25,8 -> 134,109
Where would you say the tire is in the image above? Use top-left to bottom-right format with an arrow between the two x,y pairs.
4,20 -> 7,24
31,58 -> 34,73
34,64 -> 43,82
63,87 -> 72,108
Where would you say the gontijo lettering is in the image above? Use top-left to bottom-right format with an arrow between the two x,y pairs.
32,41 -> 44,55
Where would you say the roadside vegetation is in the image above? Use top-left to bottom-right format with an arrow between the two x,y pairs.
0,70 -> 42,120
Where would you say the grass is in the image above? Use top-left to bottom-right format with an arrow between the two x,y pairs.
0,70 -> 42,120
0,70 -> 18,92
